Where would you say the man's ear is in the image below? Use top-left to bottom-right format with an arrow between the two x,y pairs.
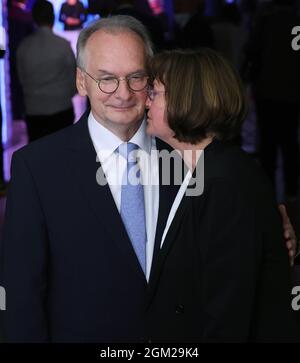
76,67 -> 87,96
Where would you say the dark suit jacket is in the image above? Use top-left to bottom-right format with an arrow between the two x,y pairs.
0,118 -> 298,342
146,139 -> 299,342
0,112 -> 178,342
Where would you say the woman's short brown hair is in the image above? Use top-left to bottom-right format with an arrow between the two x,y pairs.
150,48 -> 247,144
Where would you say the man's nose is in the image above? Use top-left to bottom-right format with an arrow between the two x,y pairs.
114,79 -> 131,100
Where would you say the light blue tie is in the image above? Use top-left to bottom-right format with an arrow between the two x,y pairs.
119,142 -> 147,275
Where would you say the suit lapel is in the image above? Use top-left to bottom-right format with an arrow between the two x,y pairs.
147,194 -> 189,306
148,139 -> 185,282
147,141 -> 219,304
147,139 -> 190,304
65,114 -> 147,284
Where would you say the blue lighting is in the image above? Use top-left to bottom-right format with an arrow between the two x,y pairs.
0,0 -> 9,146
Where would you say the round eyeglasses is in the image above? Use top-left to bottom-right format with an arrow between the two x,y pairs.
83,70 -> 149,94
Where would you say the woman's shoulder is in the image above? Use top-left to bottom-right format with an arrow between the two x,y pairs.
202,139 -> 274,201
205,140 -> 264,180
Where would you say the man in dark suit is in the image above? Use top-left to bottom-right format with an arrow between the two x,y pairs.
0,15 -> 178,342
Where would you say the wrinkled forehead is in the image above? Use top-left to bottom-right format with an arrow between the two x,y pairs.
84,30 -> 148,73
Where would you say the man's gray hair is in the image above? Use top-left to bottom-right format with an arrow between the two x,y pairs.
76,15 -> 154,69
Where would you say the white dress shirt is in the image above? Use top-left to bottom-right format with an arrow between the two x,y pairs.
160,150 -> 204,248
88,112 -> 159,281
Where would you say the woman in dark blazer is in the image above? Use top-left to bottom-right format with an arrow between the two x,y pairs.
145,49 -> 299,342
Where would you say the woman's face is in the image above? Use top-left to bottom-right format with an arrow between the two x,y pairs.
146,80 -> 175,142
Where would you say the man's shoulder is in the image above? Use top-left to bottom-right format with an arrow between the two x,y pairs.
50,32 -> 73,49
14,122 -> 79,164
18,30 -> 71,53
61,2 -> 68,10
17,32 -> 36,53
10,115 -> 91,186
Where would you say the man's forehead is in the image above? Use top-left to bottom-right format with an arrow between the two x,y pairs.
87,29 -> 143,48
85,30 -> 147,70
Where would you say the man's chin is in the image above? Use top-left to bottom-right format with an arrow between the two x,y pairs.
108,113 -> 143,127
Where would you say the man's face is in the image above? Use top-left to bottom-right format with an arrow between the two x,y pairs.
77,30 -> 148,135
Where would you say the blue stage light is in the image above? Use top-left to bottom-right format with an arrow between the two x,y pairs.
0,0 -> 9,145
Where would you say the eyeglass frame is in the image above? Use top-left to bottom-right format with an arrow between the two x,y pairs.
147,86 -> 166,101
82,69 -> 149,94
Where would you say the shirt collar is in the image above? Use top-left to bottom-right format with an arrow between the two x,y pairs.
88,111 -> 152,163
129,116 -> 152,155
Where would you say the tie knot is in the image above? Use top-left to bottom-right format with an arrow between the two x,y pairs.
117,142 -> 139,162
127,142 -> 139,153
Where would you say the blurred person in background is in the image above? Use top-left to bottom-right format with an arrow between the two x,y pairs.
212,3 -> 247,72
246,0 -> 300,202
8,0 -> 33,120
174,0 -> 214,49
17,0 -> 77,142
59,0 -> 87,31
111,0 -> 165,50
